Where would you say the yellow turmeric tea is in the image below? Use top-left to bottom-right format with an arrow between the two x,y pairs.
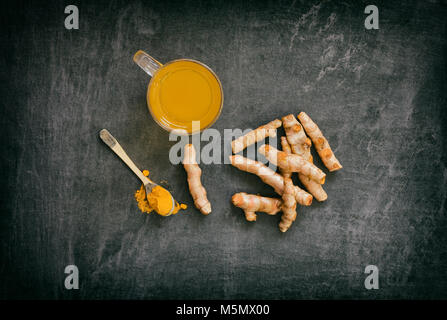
148,60 -> 223,134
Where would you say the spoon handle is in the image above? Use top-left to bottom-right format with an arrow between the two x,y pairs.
99,129 -> 152,185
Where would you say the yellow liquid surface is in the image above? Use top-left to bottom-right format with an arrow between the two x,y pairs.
148,60 -> 222,133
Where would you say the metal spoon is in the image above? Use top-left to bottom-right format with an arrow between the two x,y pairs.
99,129 -> 175,215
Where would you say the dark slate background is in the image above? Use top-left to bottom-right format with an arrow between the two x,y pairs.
1,0 -> 446,299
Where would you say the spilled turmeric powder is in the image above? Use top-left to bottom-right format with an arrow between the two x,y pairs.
134,170 -> 187,216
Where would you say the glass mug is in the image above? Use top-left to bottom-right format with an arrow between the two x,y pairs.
133,50 -> 223,134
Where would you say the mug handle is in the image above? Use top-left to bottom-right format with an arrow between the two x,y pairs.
133,50 -> 163,77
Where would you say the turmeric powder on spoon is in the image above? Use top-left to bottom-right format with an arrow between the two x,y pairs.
135,170 -> 187,216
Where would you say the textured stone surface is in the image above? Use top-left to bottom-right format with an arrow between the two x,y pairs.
1,0 -> 446,299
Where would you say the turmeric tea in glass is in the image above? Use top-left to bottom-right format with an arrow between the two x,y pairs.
134,50 -> 223,135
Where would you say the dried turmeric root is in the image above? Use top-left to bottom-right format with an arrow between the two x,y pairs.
232,193 -> 282,221
299,172 -> 328,202
282,114 -> 312,157
282,115 -> 327,202
297,112 -> 342,172
279,178 -> 297,232
280,137 -> 292,179
229,155 -> 312,206
231,119 -> 282,154
182,144 -> 211,215
259,145 -> 326,184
